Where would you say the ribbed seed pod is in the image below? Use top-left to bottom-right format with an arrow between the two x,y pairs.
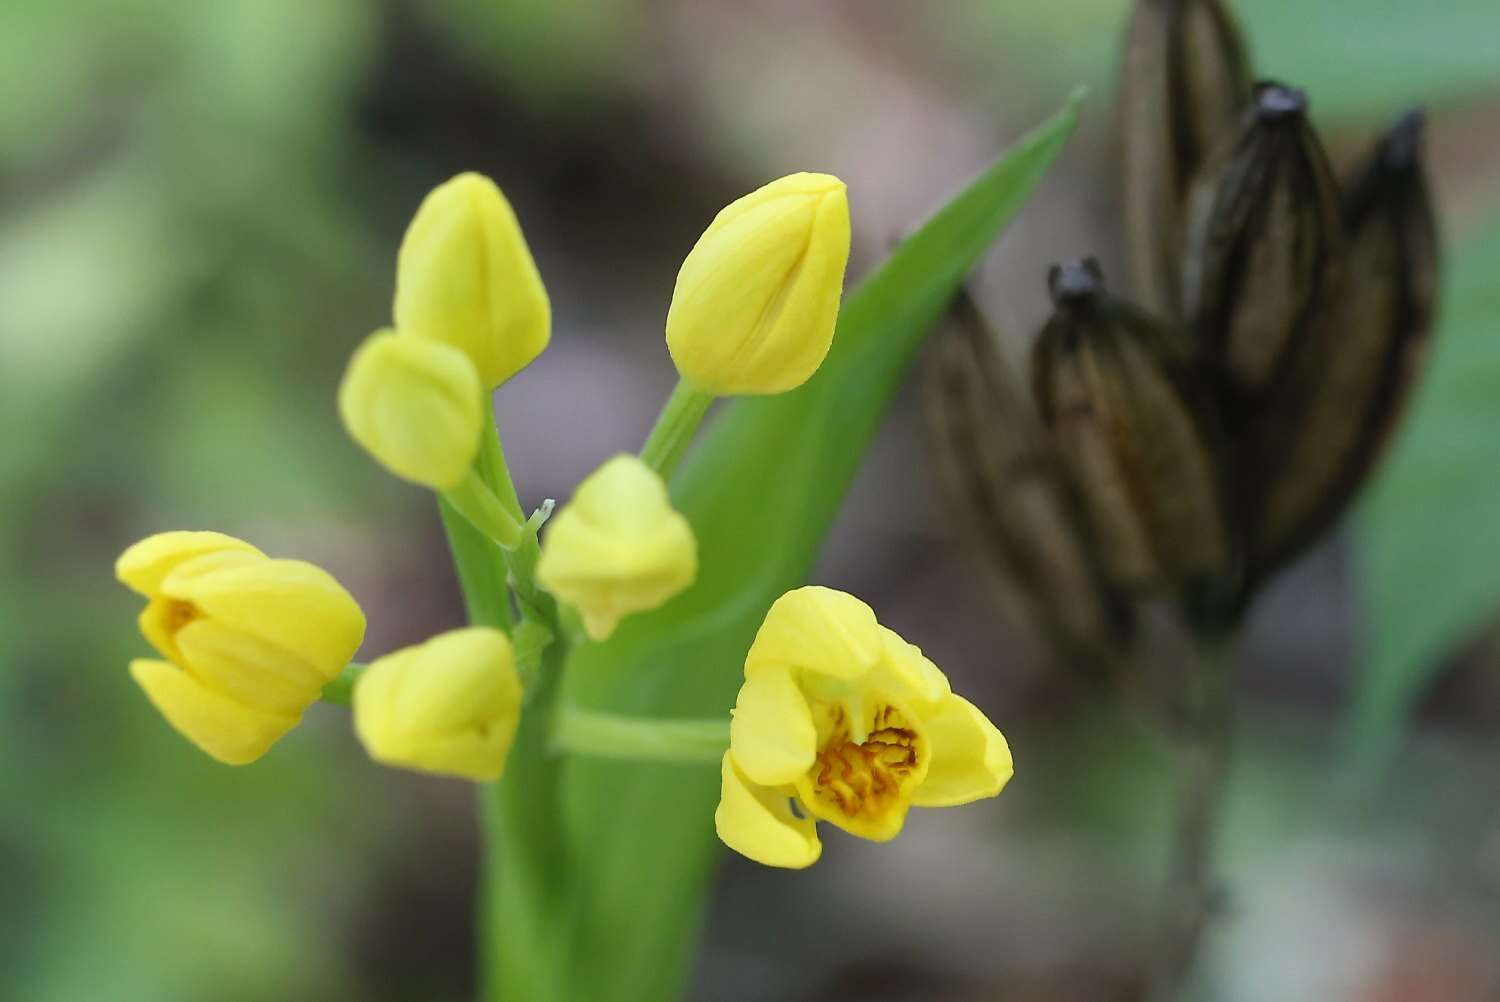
1247,110 -> 1440,572
1120,0 -> 1253,317
1181,83 -> 1344,404
925,290 -> 1131,666
1032,260 -> 1236,603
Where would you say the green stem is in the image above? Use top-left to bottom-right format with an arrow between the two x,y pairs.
319,662 -> 365,706
552,705 -> 730,764
1147,635 -> 1236,1002
444,470 -> 525,551
440,496 -> 514,631
482,643 -> 571,1001
638,379 -> 715,481
464,416 -> 574,1001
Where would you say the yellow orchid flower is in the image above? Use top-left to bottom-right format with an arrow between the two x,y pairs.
716,586 -> 1012,868
666,172 -> 851,396
116,531 -> 366,765
536,454 -> 698,641
394,172 -> 551,389
338,328 -> 483,490
353,627 -> 522,782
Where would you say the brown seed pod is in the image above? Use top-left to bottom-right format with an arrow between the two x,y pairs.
925,289 -> 1132,666
1031,260 -> 1238,613
1247,110 -> 1441,574
1120,0 -> 1253,318
1181,82 -> 1345,405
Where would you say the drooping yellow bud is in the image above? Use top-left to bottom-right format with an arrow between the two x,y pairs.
535,454 -> 697,641
338,329 -> 483,490
665,172 -> 851,396
394,172 -> 551,388
116,531 -> 366,765
353,627 -> 522,782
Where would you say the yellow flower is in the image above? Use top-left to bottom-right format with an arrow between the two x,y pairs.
536,454 -> 697,641
716,586 -> 1012,869
394,172 -> 551,388
353,627 -> 522,782
116,531 -> 366,765
338,328 -> 483,490
665,172 -> 851,396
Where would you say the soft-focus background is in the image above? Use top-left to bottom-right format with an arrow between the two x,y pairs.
4,2 -> 1500,1000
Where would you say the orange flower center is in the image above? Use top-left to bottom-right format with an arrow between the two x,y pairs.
807,704 -> 921,822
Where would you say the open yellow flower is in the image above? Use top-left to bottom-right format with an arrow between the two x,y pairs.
338,328 -> 483,490
353,627 -> 522,782
716,586 -> 1012,868
394,172 -> 551,389
666,172 -> 851,396
117,531 -> 366,765
536,454 -> 697,641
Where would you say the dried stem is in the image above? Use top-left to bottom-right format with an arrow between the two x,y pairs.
1146,634 -> 1235,1002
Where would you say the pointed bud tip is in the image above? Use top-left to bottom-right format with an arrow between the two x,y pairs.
1379,108 -> 1426,172
1254,82 -> 1308,123
1047,258 -> 1106,307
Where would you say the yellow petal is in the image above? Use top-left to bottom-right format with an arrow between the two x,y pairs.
394,172 -> 550,389
130,658 -> 299,765
174,619 -> 328,716
536,455 -> 698,641
115,531 -> 262,596
873,627 -> 951,710
666,172 -> 850,395
743,585 -> 882,680
353,627 -> 522,782
338,329 -> 483,490
728,664 -> 816,786
715,753 -> 822,869
161,557 -> 366,680
911,694 -> 1013,808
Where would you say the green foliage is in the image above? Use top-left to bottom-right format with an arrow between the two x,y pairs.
937,0 -> 1500,123
530,91 -> 1084,1002
1352,218 -> 1500,768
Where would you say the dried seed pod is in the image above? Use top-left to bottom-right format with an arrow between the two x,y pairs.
925,290 -> 1132,666
1181,82 -> 1344,404
1120,0 -> 1253,317
1248,110 -> 1440,573
1032,260 -> 1237,606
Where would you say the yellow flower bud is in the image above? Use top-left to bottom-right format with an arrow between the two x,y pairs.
394,172 -> 551,388
353,627 -> 522,782
536,454 -> 698,641
716,586 -> 1012,868
665,172 -> 851,395
338,329 -> 483,490
116,531 -> 366,765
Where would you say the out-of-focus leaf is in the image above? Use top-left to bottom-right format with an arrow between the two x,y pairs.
1352,217 -> 1500,768
546,90 -> 1083,1002
935,0 -> 1500,123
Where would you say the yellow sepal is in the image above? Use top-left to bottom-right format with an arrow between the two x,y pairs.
536,454 -> 697,641
353,627 -> 522,782
130,658 -> 299,766
338,329 -> 484,490
394,172 -> 550,389
666,172 -> 851,395
715,753 -> 822,870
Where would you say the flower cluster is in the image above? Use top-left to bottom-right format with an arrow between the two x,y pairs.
116,162 -> 1011,869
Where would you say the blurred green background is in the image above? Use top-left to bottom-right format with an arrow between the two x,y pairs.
3,2 -> 1499,1000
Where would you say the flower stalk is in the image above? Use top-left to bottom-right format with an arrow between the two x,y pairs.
1148,634 -> 1235,1002
638,379 -> 715,480
552,705 -> 729,764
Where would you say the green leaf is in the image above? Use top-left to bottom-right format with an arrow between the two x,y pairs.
1351,216 -> 1500,771
934,0 -> 1500,125
540,89 -> 1083,1002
